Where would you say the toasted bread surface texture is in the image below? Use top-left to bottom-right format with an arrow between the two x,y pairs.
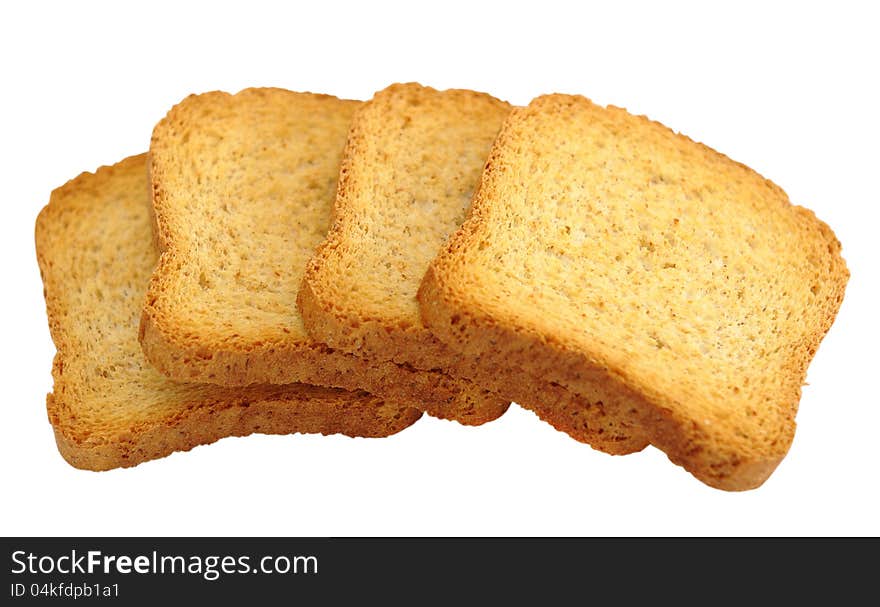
143,88 -> 505,424
35,154 -> 422,470
419,94 -> 849,490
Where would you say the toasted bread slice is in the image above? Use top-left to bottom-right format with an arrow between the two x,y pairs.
420,94 -> 849,490
300,83 -> 640,453
35,154 -> 422,471
142,88 -> 506,424
300,84 -> 511,369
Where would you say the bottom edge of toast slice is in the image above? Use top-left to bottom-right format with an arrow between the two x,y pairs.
139,308 -> 509,426
48,389 -> 422,472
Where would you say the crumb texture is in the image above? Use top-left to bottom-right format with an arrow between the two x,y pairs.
148,89 -> 358,347
35,154 -> 421,470
420,94 -> 849,490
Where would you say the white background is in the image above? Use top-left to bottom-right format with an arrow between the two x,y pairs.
2,1 -> 877,536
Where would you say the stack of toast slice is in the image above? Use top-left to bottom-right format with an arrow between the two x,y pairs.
141,88 -> 508,425
300,83 -> 645,454
35,85 -> 847,489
